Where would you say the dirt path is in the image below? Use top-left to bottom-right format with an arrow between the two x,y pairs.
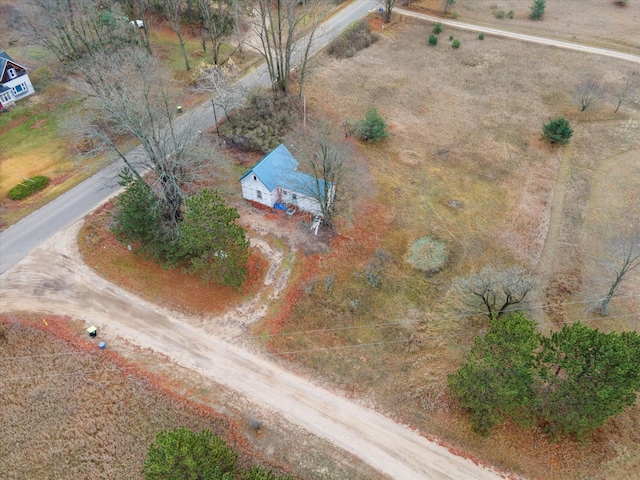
0,223 -> 508,480
530,145 -> 574,323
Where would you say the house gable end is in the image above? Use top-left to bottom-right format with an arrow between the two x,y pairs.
0,52 -> 29,85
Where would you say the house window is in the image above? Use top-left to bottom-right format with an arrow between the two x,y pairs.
256,190 -> 262,200
12,82 -> 26,95
292,194 -> 297,200
7,68 -> 17,79
282,190 -> 288,196
253,175 -> 257,181
0,91 -> 11,103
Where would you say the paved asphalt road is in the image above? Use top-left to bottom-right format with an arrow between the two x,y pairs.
1,2 -> 639,273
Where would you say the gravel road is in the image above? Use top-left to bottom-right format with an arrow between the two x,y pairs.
0,223 -> 508,480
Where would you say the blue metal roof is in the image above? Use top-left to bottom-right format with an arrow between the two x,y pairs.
281,171 -> 331,200
240,144 -> 332,200
239,144 -> 299,191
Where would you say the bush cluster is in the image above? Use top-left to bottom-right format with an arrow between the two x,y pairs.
8,175 -> 50,200
144,428 -> 293,480
327,18 -> 378,59
429,34 -> 438,46
221,89 -> 300,153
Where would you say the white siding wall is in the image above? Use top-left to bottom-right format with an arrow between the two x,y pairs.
240,176 -> 273,207
242,176 -> 325,217
4,74 -> 34,99
294,193 -> 322,216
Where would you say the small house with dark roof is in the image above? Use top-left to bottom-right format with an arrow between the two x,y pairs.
0,51 -> 35,109
239,144 -> 333,217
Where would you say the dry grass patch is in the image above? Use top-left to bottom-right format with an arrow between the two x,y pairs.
260,17 -> 640,479
0,315 -> 285,480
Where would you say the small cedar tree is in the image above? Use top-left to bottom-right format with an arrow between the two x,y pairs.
530,0 -> 545,19
542,117 -> 573,145
356,108 -> 389,142
112,169 -> 162,246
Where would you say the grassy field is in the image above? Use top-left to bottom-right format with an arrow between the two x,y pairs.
0,316 -> 291,480
255,15 -> 640,480
410,0 -> 640,54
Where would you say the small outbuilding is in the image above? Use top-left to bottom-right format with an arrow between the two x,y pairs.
239,144 -> 333,217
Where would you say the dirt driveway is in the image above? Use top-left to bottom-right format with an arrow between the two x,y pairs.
0,221 -> 509,480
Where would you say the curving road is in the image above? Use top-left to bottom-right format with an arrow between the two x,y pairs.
0,223 -> 506,480
0,0 -> 380,275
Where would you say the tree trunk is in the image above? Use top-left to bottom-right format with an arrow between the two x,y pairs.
177,31 -> 190,70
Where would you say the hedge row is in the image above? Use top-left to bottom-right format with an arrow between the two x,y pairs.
8,175 -> 50,200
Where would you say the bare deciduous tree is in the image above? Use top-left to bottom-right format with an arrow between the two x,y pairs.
123,0 -> 153,53
250,0 -> 329,95
191,61 -> 246,122
456,267 -> 536,320
574,78 -> 606,112
74,46 -> 209,226
295,122 -> 353,228
21,0 -> 138,63
600,233 -> 640,316
198,0 -> 236,65
613,70 -> 638,113
157,0 -> 191,70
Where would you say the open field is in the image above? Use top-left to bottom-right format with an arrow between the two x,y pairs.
256,15 -> 640,479
410,0 -> 640,54
0,316 -> 294,480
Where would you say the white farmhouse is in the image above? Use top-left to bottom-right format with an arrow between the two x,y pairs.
239,144 -> 333,217
0,51 -> 35,109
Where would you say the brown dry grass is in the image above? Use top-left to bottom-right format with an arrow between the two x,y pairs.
410,0 -> 640,54
0,315 -> 289,480
257,16 -> 640,480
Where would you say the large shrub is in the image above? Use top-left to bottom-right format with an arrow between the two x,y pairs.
542,117 -> 573,145
327,18 -> 378,59
221,89 -> 300,153
7,175 -> 50,200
